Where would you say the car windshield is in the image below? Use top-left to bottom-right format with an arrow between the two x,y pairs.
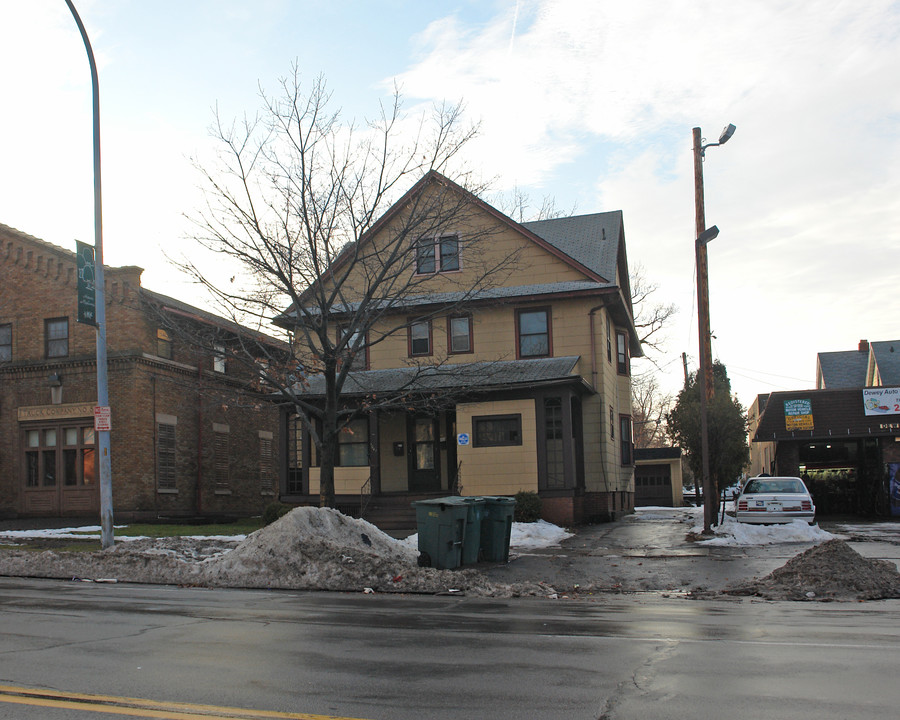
743,478 -> 805,494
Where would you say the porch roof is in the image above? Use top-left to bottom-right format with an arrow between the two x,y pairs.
295,356 -> 591,398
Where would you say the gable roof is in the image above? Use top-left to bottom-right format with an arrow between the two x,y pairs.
282,171 -> 640,347
294,170 -> 626,301
870,341 -> 900,386
816,349 -> 869,389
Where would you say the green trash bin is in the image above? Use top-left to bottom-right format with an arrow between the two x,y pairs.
461,497 -> 486,565
411,497 -> 470,570
480,496 -> 516,563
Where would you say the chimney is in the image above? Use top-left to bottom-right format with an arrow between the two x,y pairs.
859,339 -> 869,353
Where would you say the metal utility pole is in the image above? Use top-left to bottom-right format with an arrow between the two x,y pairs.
66,0 -> 114,549
692,124 -> 735,534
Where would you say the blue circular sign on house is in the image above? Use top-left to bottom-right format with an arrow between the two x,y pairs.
457,433 -> 470,446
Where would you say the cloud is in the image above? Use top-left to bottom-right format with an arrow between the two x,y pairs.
391,0 -> 900,405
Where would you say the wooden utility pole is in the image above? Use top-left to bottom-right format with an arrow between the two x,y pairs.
693,126 -> 715,534
692,123 -> 735,534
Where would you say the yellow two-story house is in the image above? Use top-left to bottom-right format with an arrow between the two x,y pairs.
277,171 -> 641,528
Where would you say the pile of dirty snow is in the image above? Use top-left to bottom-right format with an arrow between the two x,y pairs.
727,539 -> 900,601
0,508 -> 555,597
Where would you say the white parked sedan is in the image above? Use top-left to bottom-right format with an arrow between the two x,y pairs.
735,476 -> 816,525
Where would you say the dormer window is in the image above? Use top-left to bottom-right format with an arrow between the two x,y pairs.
416,234 -> 459,274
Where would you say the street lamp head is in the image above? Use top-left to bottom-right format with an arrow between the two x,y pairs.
700,123 -> 736,156
698,225 -> 720,246
718,124 -> 736,145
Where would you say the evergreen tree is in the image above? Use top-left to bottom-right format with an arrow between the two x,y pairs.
666,361 -> 749,517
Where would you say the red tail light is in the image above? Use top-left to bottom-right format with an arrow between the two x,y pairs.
801,501 -> 812,511
738,500 -> 748,511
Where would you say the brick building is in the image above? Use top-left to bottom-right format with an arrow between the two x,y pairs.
0,223 -> 281,520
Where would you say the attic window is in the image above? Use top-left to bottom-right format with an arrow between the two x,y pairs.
416,235 -> 459,274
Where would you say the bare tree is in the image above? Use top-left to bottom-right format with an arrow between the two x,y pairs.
179,70 -> 520,507
628,261 -> 678,447
631,371 -> 673,448
492,185 -> 577,223
630,262 -> 677,357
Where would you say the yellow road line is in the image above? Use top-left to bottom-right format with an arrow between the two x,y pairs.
0,684 -> 370,720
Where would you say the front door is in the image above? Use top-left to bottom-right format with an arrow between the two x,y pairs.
408,416 -> 441,492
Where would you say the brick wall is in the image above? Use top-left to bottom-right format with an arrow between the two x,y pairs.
1,225 -> 280,520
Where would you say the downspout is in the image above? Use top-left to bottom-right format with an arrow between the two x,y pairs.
196,364 -> 203,515
588,304 -> 605,392
589,304 -> 613,499
152,374 -> 157,514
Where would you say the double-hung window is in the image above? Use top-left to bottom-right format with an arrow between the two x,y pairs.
214,344 -> 226,373
620,415 -> 633,466
337,417 -> 369,466
416,234 -> 460,274
339,326 -> 368,370
45,318 -> 68,358
408,319 -> 432,357
616,330 -> 629,375
516,308 -> 551,358
0,323 -> 11,362
448,315 -> 472,354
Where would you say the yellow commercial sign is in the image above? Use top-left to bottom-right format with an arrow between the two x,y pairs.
784,399 -> 813,431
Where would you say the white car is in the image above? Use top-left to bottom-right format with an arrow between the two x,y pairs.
735,476 -> 815,525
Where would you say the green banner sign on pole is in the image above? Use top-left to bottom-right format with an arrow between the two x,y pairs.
76,240 -> 97,326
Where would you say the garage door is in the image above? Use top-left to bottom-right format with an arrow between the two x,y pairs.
635,464 -> 672,507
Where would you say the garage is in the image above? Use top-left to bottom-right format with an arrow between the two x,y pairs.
635,464 -> 672,507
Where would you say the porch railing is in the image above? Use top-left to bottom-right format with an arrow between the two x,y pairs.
449,462 -> 463,496
360,476 -> 372,518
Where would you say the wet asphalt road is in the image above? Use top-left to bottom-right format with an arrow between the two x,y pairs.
2,576 -> 900,720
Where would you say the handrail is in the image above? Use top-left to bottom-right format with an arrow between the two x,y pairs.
450,462 -> 463,496
360,476 -> 372,518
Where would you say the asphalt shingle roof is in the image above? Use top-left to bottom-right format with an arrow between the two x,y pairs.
295,356 -> 585,397
817,350 -> 869,389
870,341 -> 900,385
522,211 -> 623,282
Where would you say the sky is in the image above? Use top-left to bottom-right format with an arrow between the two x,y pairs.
1,0 -> 898,412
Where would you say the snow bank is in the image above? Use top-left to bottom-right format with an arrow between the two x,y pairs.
695,515 -> 834,546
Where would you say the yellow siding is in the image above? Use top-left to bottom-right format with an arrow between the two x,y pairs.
292,180 -> 637,501
455,399 -> 538,495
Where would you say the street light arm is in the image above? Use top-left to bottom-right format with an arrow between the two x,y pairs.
700,124 -> 737,156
